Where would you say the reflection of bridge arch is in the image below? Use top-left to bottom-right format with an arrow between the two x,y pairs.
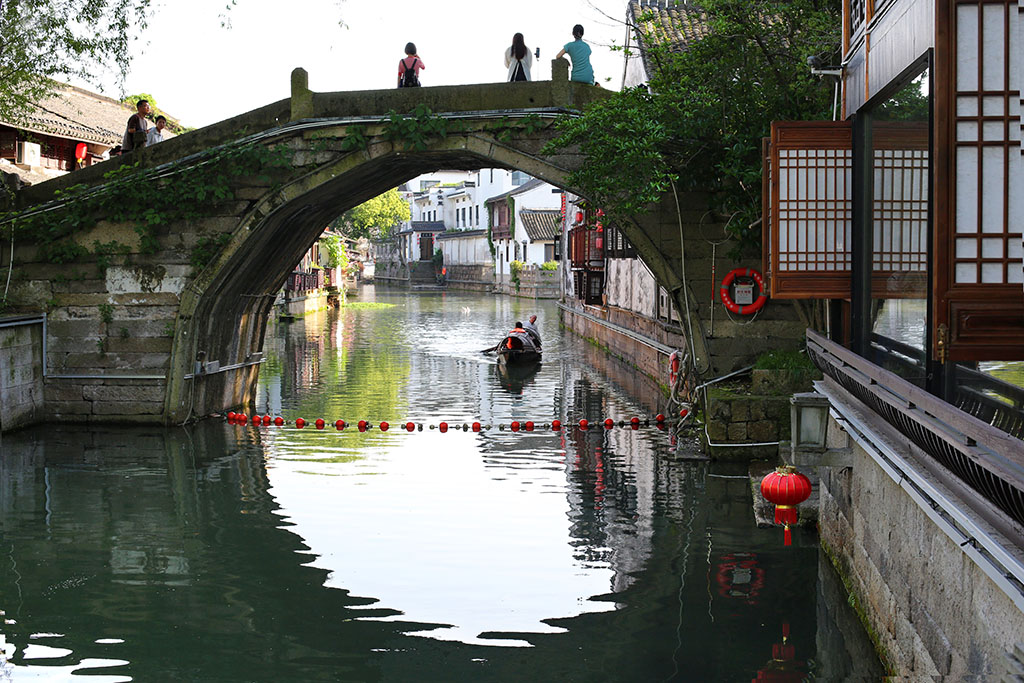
9,69 -> 693,423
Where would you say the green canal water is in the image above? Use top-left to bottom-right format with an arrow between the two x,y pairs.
0,288 -> 882,681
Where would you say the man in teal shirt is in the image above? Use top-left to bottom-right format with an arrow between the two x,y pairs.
556,24 -> 595,85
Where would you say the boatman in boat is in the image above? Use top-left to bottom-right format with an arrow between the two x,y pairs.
522,314 -> 541,349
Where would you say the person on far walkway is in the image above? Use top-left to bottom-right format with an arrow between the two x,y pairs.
147,116 -> 168,146
398,42 -> 424,88
505,33 -> 532,82
121,99 -> 151,154
555,24 -> 594,85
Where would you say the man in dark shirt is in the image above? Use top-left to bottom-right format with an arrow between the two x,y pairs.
122,100 -> 151,153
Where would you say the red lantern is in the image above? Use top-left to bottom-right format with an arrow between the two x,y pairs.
575,210 -> 584,224
760,466 -> 812,546
75,143 -> 88,161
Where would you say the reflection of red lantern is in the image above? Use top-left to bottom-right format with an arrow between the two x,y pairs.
595,223 -> 603,250
715,552 -> 766,605
760,466 -> 812,546
753,622 -> 805,682
75,142 -> 88,160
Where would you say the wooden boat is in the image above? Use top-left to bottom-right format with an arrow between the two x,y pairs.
494,331 -> 542,366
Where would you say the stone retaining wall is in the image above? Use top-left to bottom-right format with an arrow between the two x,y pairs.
0,318 -> 44,432
817,382 -> 1024,676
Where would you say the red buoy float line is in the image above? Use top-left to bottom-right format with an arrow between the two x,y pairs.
719,267 -> 768,315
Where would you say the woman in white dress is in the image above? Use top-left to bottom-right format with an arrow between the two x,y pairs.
504,33 -> 532,82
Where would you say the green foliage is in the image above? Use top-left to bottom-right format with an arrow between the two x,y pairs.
382,103 -> 459,151
92,239 -> 129,276
544,0 -> 841,258
509,259 -> 524,292
753,349 -> 815,371
338,124 -> 369,152
539,260 -> 558,271
432,248 -> 443,269
332,188 -> 410,240
507,196 -> 515,240
0,0 -> 153,123
190,233 -> 233,271
1,141 -> 292,269
320,233 -> 346,269
98,302 -> 114,324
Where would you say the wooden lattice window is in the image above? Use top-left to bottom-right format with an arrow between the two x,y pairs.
766,120 -> 931,300
765,121 -> 853,298
934,0 -> 1024,361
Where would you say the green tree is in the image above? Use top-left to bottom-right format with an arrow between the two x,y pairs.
332,188 -> 410,240
546,0 -> 841,257
0,0 -> 153,123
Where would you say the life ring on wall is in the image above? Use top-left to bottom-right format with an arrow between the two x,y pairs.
668,350 -> 681,387
720,267 -> 768,315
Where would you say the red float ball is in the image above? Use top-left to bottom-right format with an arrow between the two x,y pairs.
251,415 -> 260,425
406,422 -> 415,432
655,413 -> 666,422
511,421 -> 520,432
552,419 -> 561,430
315,418 -> 325,430
680,408 -> 689,418
472,422 -> 481,432
227,412 -> 236,421
274,416 -> 284,426
358,420 -> 368,430
579,419 -> 589,429
439,422 -> 448,433
296,418 -> 305,429
525,421 -> 534,431
380,421 -> 389,431
604,418 -> 614,429
262,415 -> 271,425
335,419 -> 345,430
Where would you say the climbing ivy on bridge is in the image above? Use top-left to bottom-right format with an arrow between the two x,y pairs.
0,140 -> 294,277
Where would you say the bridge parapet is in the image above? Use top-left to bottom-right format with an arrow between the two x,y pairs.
12,67 -> 608,208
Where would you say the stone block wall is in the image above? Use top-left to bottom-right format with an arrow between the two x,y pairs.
0,319 -> 44,432
445,264 -> 494,292
512,267 -> 559,299
818,407 -> 1024,676
704,390 -> 790,459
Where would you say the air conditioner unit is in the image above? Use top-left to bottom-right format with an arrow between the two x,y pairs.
16,141 -> 41,166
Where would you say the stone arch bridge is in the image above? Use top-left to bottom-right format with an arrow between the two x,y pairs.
3,66 -> 788,425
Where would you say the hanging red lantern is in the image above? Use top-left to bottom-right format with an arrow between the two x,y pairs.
760,466 -> 812,546
574,210 -> 584,224
75,143 -> 88,161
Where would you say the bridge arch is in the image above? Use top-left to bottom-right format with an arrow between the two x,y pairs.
172,118 -> 596,420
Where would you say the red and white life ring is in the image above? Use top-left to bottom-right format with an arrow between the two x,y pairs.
720,267 -> 768,315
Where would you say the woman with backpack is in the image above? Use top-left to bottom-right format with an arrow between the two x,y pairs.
398,42 -> 424,88
504,33 -> 532,82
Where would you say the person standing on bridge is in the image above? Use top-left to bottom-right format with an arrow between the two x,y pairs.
398,42 -> 425,88
505,33 -> 532,82
121,99 -> 151,154
147,116 -> 168,146
555,24 -> 595,85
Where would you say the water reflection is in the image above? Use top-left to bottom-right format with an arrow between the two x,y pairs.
1,289 -> 882,680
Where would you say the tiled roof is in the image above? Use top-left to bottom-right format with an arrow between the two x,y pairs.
485,178 -> 546,204
628,1 -> 710,79
399,221 -> 446,234
0,84 -> 178,148
519,210 -> 561,241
